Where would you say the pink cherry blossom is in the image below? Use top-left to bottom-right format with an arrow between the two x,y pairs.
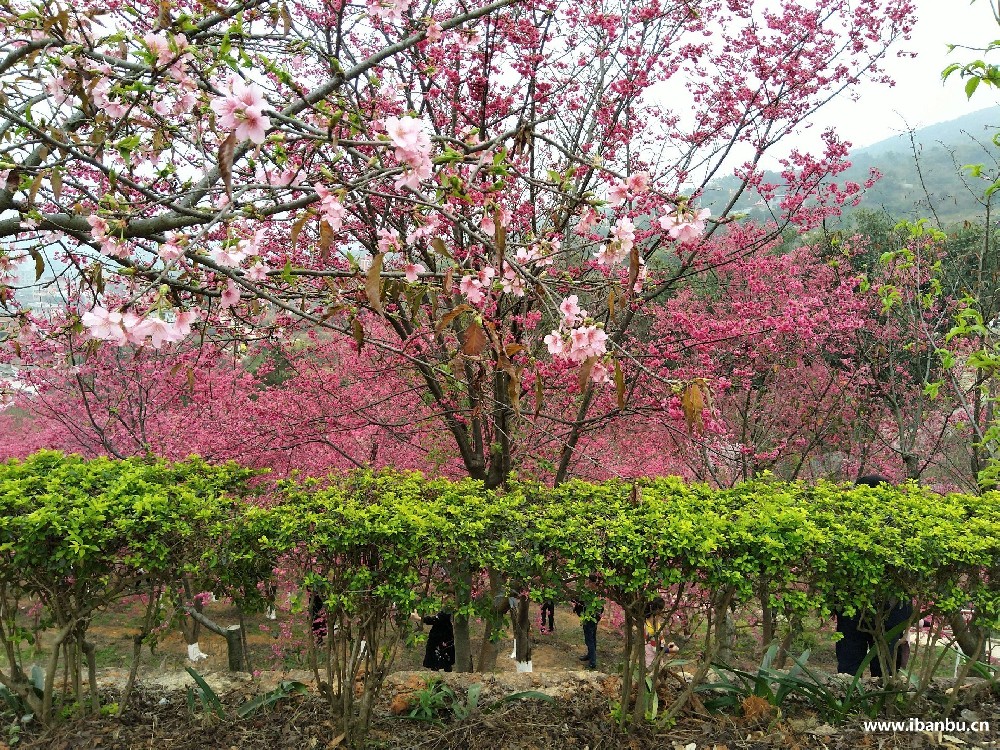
406,215 -> 440,244
367,0 -> 412,24
315,184 -> 347,230
403,263 -> 425,282
87,214 -> 110,241
132,317 -> 182,349
626,172 -> 650,194
590,361 -> 612,384
172,309 -> 199,337
245,264 -> 269,282
577,208 -> 599,234
611,217 -> 635,250
212,245 -> 246,267
501,265 -> 525,296
220,279 -> 241,308
143,32 -> 173,66
383,115 -> 432,189
394,158 -> 432,191
211,77 -> 271,144
544,330 -> 568,356
659,207 -> 710,242
607,171 -> 649,206
607,181 -> 629,207
159,233 -> 185,262
459,275 -> 486,305
384,116 -> 431,161
81,305 -> 128,346
377,228 -> 401,254
559,295 -> 585,327
426,21 -> 442,42
237,229 -> 266,257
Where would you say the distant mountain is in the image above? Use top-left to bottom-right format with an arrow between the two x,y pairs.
704,107 -> 1000,226
857,107 -> 1000,158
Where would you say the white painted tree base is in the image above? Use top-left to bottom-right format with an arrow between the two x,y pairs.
515,660 -> 533,673
187,643 -> 209,662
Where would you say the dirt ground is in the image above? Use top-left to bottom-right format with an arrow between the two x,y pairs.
5,600 -> 1000,749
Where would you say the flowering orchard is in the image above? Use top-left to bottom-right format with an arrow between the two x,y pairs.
0,0 -> 915,483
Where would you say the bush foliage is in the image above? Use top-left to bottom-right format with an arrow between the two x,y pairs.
1,452 -> 998,740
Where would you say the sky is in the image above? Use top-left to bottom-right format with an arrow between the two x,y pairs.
811,0 -> 1000,150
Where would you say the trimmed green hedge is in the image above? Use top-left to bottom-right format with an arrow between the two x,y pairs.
1,453 -> 998,736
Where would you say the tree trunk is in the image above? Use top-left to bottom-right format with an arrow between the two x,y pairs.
716,609 -> 735,665
950,612 -> 987,661
452,565 -> 475,672
453,614 -> 474,673
184,607 -> 247,672
512,594 -> 532,671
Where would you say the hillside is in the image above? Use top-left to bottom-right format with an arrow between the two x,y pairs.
705,107 -> 1000,226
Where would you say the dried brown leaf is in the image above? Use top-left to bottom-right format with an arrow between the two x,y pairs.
628,245 -> 639,295
681,381 -> 705,432
319,220 -> 334,261
578,356 -> 597,390
290,212 -> 310,252
461,320 -> 487,356
435,303 -> 473,333
351,317 -> 364,352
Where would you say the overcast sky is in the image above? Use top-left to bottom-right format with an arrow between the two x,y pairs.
810,0 -> 1000,149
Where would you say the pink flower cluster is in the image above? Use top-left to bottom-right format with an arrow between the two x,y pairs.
403,262 -> 425,282
576,207 -> 599,234
480,207 -> 512,237
158,232 -> 187,263
659,206 -> 710,242
367,0 -> 412,24
212,228 -> 265,268
544,295 -> 609,373
459,266 -> 495,306
87,214 -> 126,258
220,279 -> 242,307
515,237 -> 559,267
143,31 -> 188,67
211,77 -> 271,144
81,306 -> 198,349
595,217 -> 635,266
384,115 -> 432,190
500,263 -> 525,296
607,171 -> 650,207
315,183 -> 346,231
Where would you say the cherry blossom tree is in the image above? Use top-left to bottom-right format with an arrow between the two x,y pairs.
0,0 -> 920,672
0,0 -> 916,489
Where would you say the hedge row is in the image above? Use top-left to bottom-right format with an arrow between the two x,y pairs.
1,452 -> 998,735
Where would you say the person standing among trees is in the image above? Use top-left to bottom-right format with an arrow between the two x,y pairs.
421,611 -> 456,672
539,600 -> 555,634
573,595 -> 604,669
835,474 -> 913,678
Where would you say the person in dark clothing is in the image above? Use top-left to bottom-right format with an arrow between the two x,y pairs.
540,600 -> 555,633
573,599 -> 604,669
310,591 -> 327,645
836,599 -> 913,677
422,612 -> 456,672
835,474 -> 913,678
